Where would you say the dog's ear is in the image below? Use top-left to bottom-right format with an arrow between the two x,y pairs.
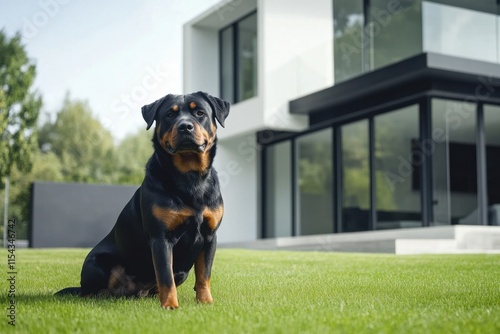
194,91 -> 230,128
141,94 -> 173,130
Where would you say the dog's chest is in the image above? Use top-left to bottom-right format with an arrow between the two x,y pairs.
152,204 -> 223,233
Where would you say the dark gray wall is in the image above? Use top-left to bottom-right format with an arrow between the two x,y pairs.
30,182 -> 138,248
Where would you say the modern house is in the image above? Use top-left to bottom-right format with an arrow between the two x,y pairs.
183,0 -> 500,247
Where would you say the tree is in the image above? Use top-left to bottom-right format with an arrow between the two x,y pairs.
0,30 -> 42,245
0,31 -> 42,179
114,129 -> 153,184
0,151 -> 63,239
39,96 -> 116,184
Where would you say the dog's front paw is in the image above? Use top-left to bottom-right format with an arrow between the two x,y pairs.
159,285 -> 179,309
162,303 -> 179,310
196,288 -> 213,304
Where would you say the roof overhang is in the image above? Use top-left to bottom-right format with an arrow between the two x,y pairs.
290,53 -> 500,123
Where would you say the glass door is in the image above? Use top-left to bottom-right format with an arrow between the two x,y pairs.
431,98 -> 479,225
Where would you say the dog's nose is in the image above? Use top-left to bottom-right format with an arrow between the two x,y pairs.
178,121 -> 194,133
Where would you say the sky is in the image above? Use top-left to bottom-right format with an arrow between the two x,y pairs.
0,0 -> 220,141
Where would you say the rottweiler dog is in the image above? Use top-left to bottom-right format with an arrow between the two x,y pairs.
56,91 -> 230,309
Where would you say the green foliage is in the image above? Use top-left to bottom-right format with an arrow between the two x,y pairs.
114,130 -> 153,185
2,249 -> 500,333
0,151 -> 63,238
298,142 -> 332,195
2,91 -> 153,238
0,31 -> 42,179
39,96 -> 116,184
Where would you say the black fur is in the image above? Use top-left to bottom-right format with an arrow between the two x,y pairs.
55,92 -> 230,309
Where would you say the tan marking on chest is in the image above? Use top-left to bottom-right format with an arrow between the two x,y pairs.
172,152 -> 211,174
202,205 -> 224,231
152,205 -> 194,231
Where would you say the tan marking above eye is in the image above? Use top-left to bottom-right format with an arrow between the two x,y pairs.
189,102 -> 197,109
172,105 -> 179,112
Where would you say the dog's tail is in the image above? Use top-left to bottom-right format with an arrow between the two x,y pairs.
54,287 -> 81,296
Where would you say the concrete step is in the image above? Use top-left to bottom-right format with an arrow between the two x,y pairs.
220,225 -> 500,254
396,226 -> 500,255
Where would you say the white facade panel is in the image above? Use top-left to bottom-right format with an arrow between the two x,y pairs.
183,26 -> 219,94
214,133 -> 260,243
260,0 -> 333,130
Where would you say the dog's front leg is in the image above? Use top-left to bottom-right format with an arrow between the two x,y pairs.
150,238 -> 178,309
194,234 -> 216,304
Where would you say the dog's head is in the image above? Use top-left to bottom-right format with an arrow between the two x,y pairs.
141,92 -> 230,173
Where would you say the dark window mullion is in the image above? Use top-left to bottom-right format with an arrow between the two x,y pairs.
335,126 -> 343,233
420,97 -> 433,227
477,103 -> 488,225
261,146 -> 268,238
291,139 -> 297,236
369,117 -> 376,230
332,127 -> 338,233
233,21 -> 239,104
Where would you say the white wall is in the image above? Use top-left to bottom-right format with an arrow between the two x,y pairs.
213,133 -> 260,243
260,0 -> 334,131
183,26 -> 219,94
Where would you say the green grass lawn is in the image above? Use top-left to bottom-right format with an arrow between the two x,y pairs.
1,248 -> 499,333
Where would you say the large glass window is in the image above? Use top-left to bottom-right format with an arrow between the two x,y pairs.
265,141 -> 292,238
297,129 -> 333,235
333,0 -> 364,83
220,27 -> 234,104
423,2 -> 499,64
369,0 -> 422,70
341,120 -> 370,232
374,105 -> 421,229
484,105 -> 500,226
431,99 -> 478,225
334,0 -> 422,83
220,12 -> 258,104
237,13 -> 258,102
334,1 -> 500,84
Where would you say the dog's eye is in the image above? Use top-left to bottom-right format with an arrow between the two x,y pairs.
196,110 -> 204,117
167,112 -> 175,118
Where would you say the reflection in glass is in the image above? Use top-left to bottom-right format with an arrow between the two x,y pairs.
369,0 -> 422,70
374,105 -> 421,229
238,13 -> 258,102
220,27 -> 234,104
341,120 -> 370,232
265,142 -> 292,237
484,105 -> 500,225
297,129 -> 333,235
220,12 -> 257,104
431,99 -> 478,225
333,0 -> 364,83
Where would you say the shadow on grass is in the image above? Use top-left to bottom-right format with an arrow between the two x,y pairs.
2,293 -> 159,305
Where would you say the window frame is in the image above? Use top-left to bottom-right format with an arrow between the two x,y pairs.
219,10 -> 258,104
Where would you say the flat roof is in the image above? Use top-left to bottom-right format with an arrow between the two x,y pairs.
290,53 -> 500,119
